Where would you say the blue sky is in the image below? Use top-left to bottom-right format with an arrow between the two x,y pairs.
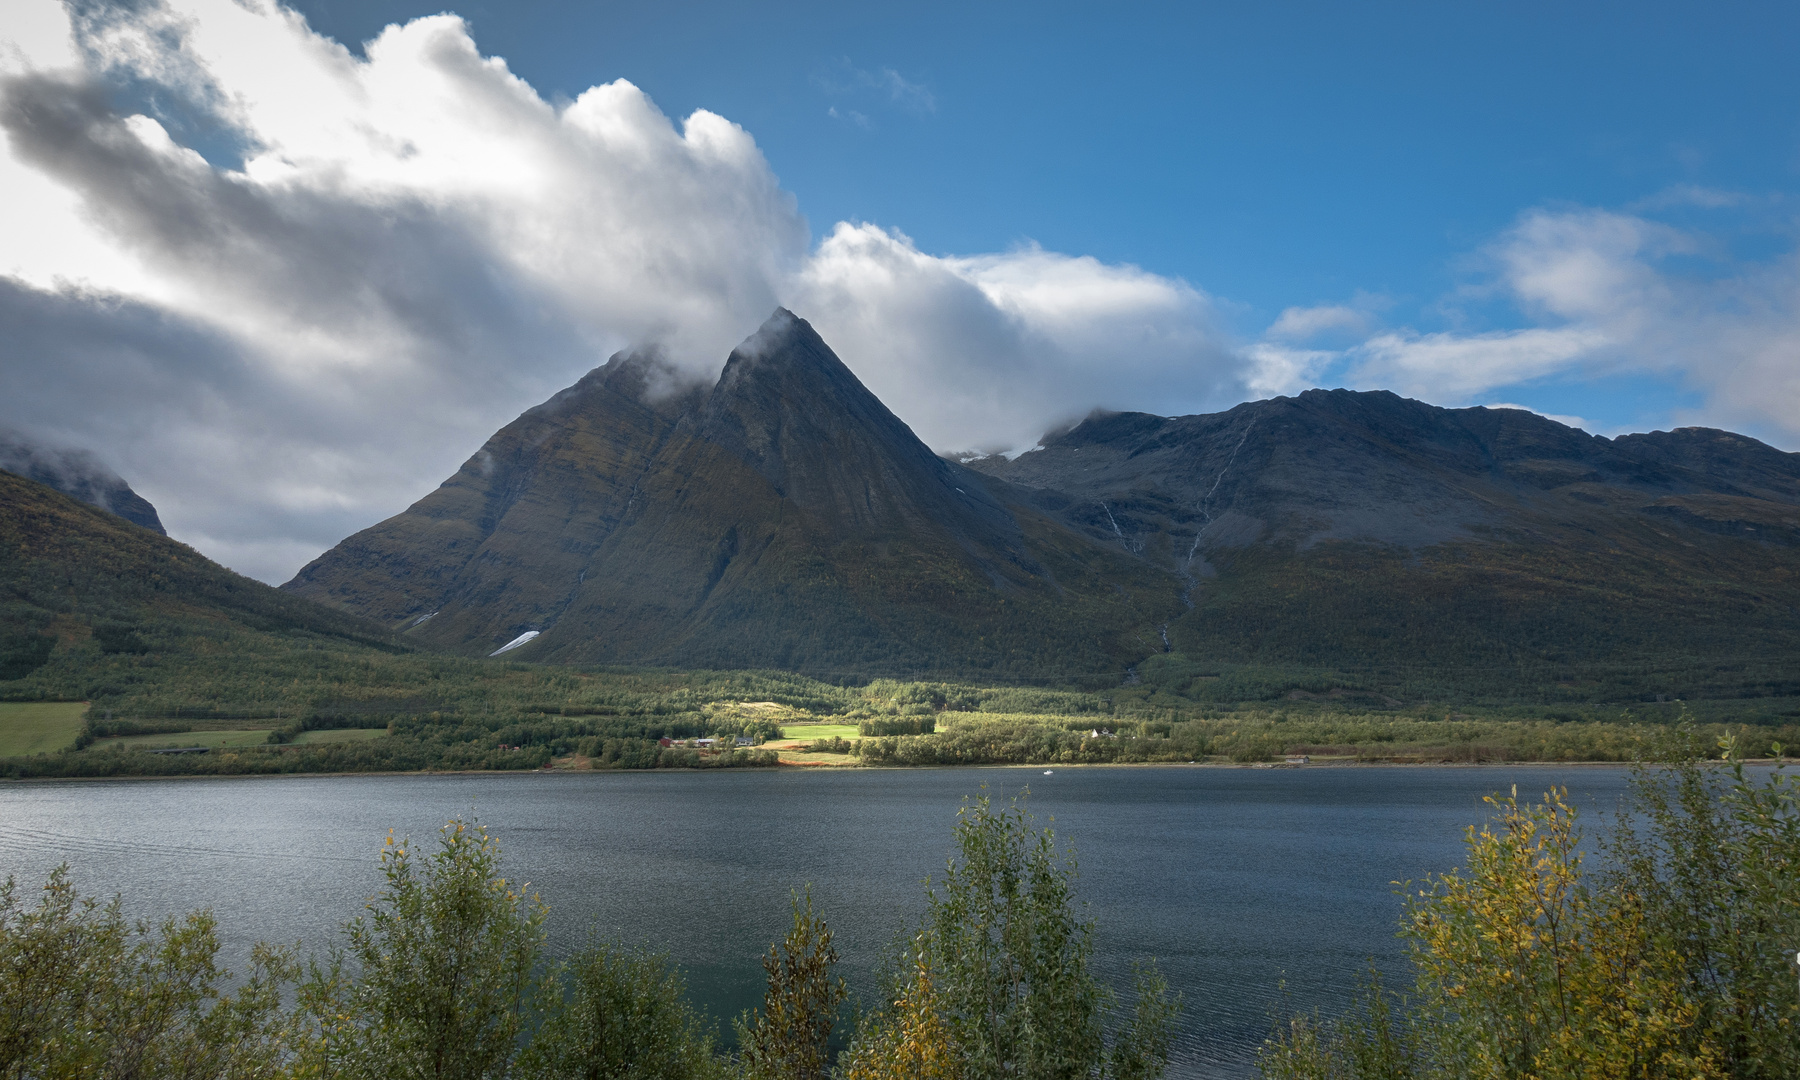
283,0 -> 1800,408
289,1 -> 1799,287
1,0 -> 1797,580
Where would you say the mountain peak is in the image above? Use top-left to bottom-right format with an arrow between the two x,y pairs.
714,308 -> 853,388
698,308 -> 973,531
285,310 -> 1161,674
0,432 -> 165,534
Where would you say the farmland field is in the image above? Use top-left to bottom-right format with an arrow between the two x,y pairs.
292,728 -> 387,745
86,726 -> 389,751
0,701 -> 87,756
775,723 -> 862,741
90,728 -> 275,750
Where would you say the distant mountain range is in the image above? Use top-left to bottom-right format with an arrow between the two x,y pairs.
285,310 -> 1800,701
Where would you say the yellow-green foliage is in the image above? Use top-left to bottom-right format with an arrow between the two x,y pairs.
778,724 -> 862,741
1257,739 -> 1800,1080
839,793 -> 1179,1080
0,701 -> 86,756
1404,789 -> 1714,1078
0,867 -> 301,1077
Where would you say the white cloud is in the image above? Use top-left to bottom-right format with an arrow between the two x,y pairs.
3,0 -> 1797,589
1265,303 -> 1371,343
1271,206 -> 1800,448
0,0 -> 1243,582
815,58 -> 935,115
795,224 -> 1244,453
1484,403 -> 1594,433
0,1 -> 814,581
1346,325 -> 1613,401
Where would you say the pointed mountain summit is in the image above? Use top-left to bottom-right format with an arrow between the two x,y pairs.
285,310 -> 1175,676
696,310 -> 1019,542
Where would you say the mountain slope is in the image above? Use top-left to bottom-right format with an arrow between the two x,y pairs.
966,390 -> 1800,701
286,311 -> 1178,677
0,468 -> 398,689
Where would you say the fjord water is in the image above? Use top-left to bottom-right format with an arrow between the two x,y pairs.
0,766 -> 1636,1078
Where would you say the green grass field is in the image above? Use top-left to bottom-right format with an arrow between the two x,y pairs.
0,702 -> 88,756
777,723 -> 862,741
90,728 -> 274,751
292,728 -> 387,745
86,726 -> 389,752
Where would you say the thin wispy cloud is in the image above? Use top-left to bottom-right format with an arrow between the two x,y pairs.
814,56 -> 936,118
1248,205 -> 1800,449
826,105 -> 871,129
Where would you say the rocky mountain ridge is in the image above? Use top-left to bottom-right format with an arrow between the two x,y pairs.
965,388 -> 1800,577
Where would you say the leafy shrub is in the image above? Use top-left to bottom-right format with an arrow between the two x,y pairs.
843,792 -> 1178,1080
1257,734 -> 1800,1080
519,942 -> 721,1080
735,891 -> 845,1080
296,819 -> 551,1080
0,867 -> 298,1078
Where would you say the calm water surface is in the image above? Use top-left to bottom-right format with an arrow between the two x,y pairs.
0,765 -> 1639,1078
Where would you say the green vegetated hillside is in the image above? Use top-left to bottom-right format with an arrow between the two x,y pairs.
7,312 -> 1800,779
278,310 -> 1800,707
0,460 -> 1792,778
0,466 -> 399,685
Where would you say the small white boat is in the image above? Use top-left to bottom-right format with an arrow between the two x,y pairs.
1043,770 -> 1054,775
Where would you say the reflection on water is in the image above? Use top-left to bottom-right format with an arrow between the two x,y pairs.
0,765 -> 1637,1078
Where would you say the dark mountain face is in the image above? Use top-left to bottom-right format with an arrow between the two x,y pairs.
966,388 -> 1800,699
0,433 -> 165,534
286,312 -> 1799,698
967,388 -> 1800,565
284,310 -> 1175,676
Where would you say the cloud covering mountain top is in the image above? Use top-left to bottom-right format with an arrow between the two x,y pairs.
2,0 -> 1797,582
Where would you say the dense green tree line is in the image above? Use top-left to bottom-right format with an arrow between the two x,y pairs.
10,701 -> 1800,777
0,796 -> 1175,1079
853,713 -> 1800,767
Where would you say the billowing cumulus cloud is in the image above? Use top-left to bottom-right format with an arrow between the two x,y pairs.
0,0 -> 1252,581
2,0 -> 1798,585
0,0 -> 1249,580
0,0 -> 820,580
795,224 -> 1241,453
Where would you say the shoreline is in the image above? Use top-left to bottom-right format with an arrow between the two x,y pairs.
3,756 -> 1783,785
